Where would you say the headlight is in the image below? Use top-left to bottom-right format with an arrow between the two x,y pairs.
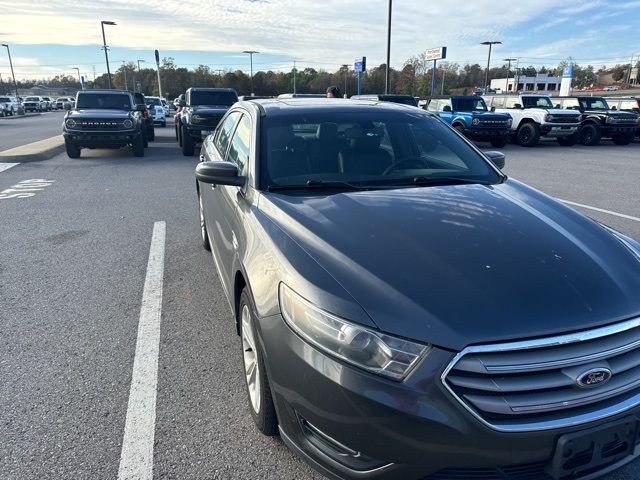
279,283 -> 431,381
506,118 -> 513,127
606,116 -> 617,124
122,119 -> 133,129
192,114 -> 205,123
471,118 -> 480,125
65,118 -> 76,128
544,114 -> 551,122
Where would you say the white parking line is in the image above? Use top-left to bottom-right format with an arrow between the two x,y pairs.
559,199 -> 640,223
0,163 -> 19,173
118,221 -> 166,480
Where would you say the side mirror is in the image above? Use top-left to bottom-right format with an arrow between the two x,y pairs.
179,99 -> 186,107
555,104 -> 561,109
195,161 -> 246,187
442,105 -> 452,112
611,106 -> 617,110
484,151 -> 506,170
490,106 -> 496,112
514,103 -> 522,109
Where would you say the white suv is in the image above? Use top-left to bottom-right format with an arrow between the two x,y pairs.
483,94 -> 581,146
0,96 -> 20,116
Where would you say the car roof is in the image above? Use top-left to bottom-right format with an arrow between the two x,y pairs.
80,89 -> 131,94
241,98 -> 428,117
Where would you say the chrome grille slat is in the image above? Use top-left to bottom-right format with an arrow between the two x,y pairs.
441,316 -> 640,432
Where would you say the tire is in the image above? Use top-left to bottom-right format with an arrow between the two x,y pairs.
142,128 -> 149,148
453,124 -> 465,136
490,137 -> 508,148
65,140 -> 81,158
175,124 -> 179,142
579,124 -> 601,146
238,289 -> 278,436
181,125 -> 194,156
612,134 -> 633,145
148,125 -> 155,142
198,190 -> 211,251
132,134 -> 145,157
516,122 -> 540,147
557,134 -> 576,146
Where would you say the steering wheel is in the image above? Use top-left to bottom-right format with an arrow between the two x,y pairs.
383,156 -> 432,175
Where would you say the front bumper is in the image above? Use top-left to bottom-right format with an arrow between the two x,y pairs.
540,124 -> 579,137
63,129 -> 140,147
259,313 -> 640,480
463,128 -> 510,140
187,125 -> 215,140
601,125 -> 637,137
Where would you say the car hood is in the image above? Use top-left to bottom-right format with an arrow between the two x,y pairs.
68,109 -> 131,118
470,112 -> 511,121
259,180 -> 640,350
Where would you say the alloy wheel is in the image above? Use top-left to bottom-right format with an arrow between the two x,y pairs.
241,304 -> 261,414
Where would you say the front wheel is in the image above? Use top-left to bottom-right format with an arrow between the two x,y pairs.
148,126 -> 155,142
198,190 -> 211,251
65,140 -> 81,158
516,123 -> 540,147
181,125 -> 194,156
490,137 -> 508,148
132,135 -> 145,157
557,134 -> 576,146
612,134 -> 633,145
238,289 -> 278,436
579,124 -> 601,146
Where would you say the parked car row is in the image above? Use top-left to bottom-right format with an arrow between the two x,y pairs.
419,94 -> 639,147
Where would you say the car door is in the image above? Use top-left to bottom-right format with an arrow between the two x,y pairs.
201,111 -> 242,296
210,113 -> 253,294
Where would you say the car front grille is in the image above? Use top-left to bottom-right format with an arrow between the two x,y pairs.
194,115 -> 223,127
72,120 -> 128,130
550,115 -> 579,123
442,316 -> 640,432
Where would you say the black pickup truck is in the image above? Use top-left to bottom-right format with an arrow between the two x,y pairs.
62,90 -> 146,158
553,96 -> 638,145
177,88 -> 238,156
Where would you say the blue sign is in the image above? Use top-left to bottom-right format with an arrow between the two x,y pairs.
354,57 -> 367,73
562,65 -> 573,78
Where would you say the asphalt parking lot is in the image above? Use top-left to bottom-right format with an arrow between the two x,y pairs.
0,111 -> 66,151
0,126 -> 639,479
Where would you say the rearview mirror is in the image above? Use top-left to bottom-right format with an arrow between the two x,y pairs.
195,161 -> 246,187
484,151 -> 506,170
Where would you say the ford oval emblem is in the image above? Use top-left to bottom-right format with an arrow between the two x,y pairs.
576,368 -> 612,388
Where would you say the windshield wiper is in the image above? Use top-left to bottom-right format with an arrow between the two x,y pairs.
267,180 -> 366,191
384,176 -> 490,187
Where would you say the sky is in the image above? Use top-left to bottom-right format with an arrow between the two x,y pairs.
1,0 -> 639,81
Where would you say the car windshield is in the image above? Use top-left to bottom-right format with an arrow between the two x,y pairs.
146,97 -> 162,106
25,97 -> 39,101
580,98 -> 609,110
619,100 -> 639,111
0,97 -> 10,102
190,91 -> 237,106
454,97 -> 487,112
260,109 -> 501,191
522,96 -> 553,109
76,93 -> 132,110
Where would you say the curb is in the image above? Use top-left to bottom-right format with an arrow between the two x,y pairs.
0,113 -> 43,120
0,135 -> 64,163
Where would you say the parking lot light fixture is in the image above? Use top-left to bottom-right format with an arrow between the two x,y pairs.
1,43 -> 19,98
137,60 -> 146,93
481,41 -> 501,91
100,21 -> 116,89
242,50 -> 259,95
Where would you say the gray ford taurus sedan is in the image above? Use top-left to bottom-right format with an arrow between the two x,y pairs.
195,98 -> 640,480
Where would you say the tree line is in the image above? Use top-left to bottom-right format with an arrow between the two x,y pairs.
3,55 -> 637,98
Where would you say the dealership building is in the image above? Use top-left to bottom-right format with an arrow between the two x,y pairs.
490,73 -> 563,92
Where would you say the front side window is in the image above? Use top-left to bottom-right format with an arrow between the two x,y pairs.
438,100 -> 452,112
505,97 -> 521,109
426,100 -> 438,112
619,100 -> 639,112
226,115 -> 252,175
454,98 -> 487,112
213,112 -> 241,157
259,110 -> 500,190
522,96 -> 553,109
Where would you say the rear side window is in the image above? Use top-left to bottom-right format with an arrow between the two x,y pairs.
214,112 -> 241,157
491,97 -> 505,108
226,115 -> 252,175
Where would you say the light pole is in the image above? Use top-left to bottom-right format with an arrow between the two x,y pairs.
100,20 -> 116,89
242,50 -> 258,95
503,58 -> 517,92
293,60 -> 297,94
137,59 -> 145,93
121,61 -> 128,90
480,41 -> 501,91
342,64 -> 349,97
74,67 -> 82,90
385,0 -> 392,94
1,43 -> 18,98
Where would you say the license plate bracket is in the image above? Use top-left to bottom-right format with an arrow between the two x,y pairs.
547,417 -> 638,479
